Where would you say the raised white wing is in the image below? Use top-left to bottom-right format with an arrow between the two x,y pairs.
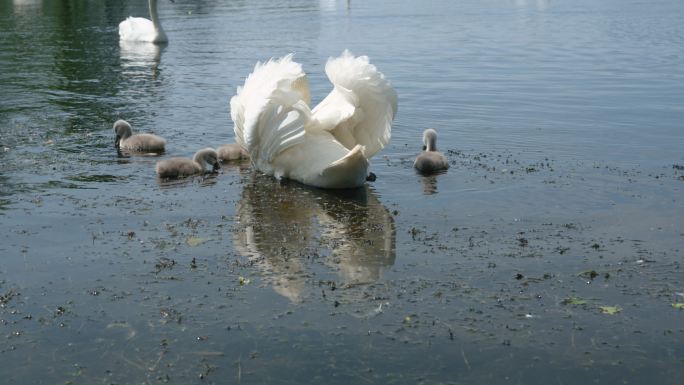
311,50 -> 398,159
230,54 -> 311,173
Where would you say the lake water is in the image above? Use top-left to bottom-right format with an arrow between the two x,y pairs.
1,0 -> 683,384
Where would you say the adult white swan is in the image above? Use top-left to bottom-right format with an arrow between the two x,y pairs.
119,0 -> 167,44
230,50 -> 397,189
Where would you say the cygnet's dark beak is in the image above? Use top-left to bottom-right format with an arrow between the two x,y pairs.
212,162 -> 220,172
115,135 -> 121,148
422,145 -> 427,151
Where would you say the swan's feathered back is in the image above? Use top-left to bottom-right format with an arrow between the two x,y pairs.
119,17 -> 152,42
311,50 -> 398,159
230,55 -> 309,174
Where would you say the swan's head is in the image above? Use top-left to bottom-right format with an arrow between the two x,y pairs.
422,128 -> 438,152
194,148 -> 220,172
113,119 -> 133,147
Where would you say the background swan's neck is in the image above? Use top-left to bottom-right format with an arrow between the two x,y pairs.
148,0 -> 165,35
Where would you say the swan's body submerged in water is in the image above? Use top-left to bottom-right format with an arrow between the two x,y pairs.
230,51 -> 397,189
119,0 -> 167,44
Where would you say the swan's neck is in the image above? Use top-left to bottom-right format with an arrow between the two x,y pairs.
118,124 -> 132,140
193,153 -> 206,170
426,136 -> 437,152
148,0 -> 166,37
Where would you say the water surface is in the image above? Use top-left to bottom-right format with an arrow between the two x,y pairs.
1,0 -> 683,384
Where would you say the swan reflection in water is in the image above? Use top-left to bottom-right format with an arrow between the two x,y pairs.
119,40 -> 162,78
233,177 -> 396,302
12,0 -> 41,9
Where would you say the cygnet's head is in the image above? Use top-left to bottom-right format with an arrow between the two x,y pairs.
194,148 -> 221,172
113,119 -> 133,147
422,128 -> 438,152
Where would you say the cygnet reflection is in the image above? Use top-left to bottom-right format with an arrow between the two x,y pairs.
233,177 -> 396,302
421,174 -> 439,195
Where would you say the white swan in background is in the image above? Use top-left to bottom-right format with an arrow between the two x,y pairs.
113,119 -> 166,153
155,148 -> 220,178
230,50 -> 397,189
119,0 -> 167,44
414,128 -> 449,174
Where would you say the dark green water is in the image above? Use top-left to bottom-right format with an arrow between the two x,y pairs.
1,0 -> 683,384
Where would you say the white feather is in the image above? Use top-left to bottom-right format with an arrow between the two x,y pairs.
312,50 -> 398,158
230,51 -> 397,189
230,55 -> 308,175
